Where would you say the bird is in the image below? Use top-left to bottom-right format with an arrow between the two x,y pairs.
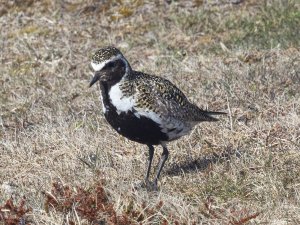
89,46 -> 225,191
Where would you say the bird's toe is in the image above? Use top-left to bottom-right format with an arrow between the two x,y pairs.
133,180 -> 159,192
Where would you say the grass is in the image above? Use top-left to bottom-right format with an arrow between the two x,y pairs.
225,0 -> 300,49
0,0 -> 299,224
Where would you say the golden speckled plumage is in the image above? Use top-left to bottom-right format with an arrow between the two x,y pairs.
118,71 -> 219,122
92,46 -> 122,64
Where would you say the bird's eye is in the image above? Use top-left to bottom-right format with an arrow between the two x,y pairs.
104,61 -> 116,69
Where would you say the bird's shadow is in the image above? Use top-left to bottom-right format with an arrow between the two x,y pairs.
164,148 -> 242,176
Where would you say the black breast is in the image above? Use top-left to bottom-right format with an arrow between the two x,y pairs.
100,82 -> 168,145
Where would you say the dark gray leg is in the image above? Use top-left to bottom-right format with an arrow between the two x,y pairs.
145,145 -> 154,183
136,144 -> 169,191
153,144 -> 169,187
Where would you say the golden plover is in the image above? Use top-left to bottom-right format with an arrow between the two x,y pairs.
89,46 -> 225,190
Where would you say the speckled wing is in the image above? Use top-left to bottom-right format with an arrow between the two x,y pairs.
132,72 -> 220,122
133,74 -> 185,116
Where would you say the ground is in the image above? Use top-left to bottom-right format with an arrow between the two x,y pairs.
0,0 -> 299,224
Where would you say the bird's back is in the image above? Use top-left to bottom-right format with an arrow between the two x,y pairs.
120,71 -> 223,123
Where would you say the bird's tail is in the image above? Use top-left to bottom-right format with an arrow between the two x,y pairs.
203,110 -> 227,121
192,105 -> 227,122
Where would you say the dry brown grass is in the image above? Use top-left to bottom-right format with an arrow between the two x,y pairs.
1,0 -> 299,224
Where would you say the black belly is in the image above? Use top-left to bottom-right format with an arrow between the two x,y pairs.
104,109 -> 168,145
99,81 -> 168,145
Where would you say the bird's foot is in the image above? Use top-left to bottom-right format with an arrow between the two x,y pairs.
133,180 -> 158,192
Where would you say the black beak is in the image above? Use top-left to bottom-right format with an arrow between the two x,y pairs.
89,72 -> 100,87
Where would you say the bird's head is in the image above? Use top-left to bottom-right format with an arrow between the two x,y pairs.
89,46 -> 130,87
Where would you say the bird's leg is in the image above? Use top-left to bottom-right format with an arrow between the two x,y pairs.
153,144 -> 169,188
145,145 -> 154,185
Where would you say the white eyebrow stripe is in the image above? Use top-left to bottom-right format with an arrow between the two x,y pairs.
91,54 -> 123,71
91,61 -> 108,71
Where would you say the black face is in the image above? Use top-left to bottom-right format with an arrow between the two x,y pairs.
90,58 -> 127,87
